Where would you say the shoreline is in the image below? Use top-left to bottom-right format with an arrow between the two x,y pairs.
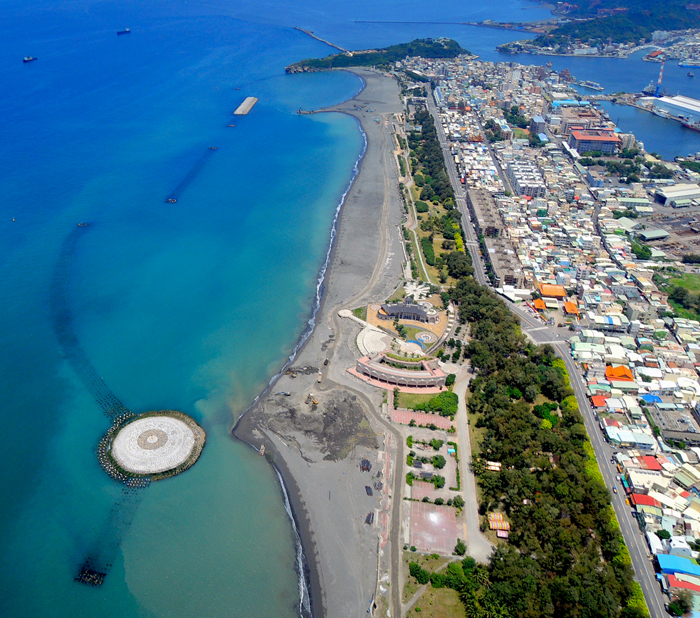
233,68 -> 404,618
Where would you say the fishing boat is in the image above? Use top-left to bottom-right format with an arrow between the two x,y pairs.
165,198 -> 177,203
23,56 -> 37,63
117,28 -> 131,35
689,71 -> 695,78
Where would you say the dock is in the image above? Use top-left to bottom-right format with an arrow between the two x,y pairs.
234,97 -> 258,115
294,27 -> 351,55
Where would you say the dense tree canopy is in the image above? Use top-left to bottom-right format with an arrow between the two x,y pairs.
432,277 -> 641,617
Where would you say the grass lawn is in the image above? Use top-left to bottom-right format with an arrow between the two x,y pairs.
387,285 -> 406,303
404,325 -> 430,341
402,551 -> 451,603
513,127 -> 529,139
352,306 -> 368,321
671,273 -> 700,291
398,392 -> 435,410
406,586 -> 466,618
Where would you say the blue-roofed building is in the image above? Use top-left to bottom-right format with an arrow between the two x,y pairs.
538,132 -> 549,143
657,554 -> 700,578
641,394 -> 662,404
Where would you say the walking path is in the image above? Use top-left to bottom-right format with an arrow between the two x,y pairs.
453,369 -> 495,562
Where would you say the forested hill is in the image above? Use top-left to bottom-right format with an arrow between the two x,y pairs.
536,1 -> 700,46
285,38 -> 468,73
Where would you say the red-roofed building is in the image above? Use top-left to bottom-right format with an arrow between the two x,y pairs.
630,494 -> 661,508
668,574 -> 700,594
540,284 -> 567,298
591,395 -> 608,408
606,365 -> 634,381
563,301 -> 579,316
640,456 -> 662,471
568,129 -> 621,155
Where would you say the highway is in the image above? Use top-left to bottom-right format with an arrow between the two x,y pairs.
422,91 -> 667,617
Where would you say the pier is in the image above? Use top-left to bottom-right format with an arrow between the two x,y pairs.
234,96 -> 258,115
294,27 -> 350,55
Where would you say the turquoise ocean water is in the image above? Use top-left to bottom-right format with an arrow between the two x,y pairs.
2,0 -> 700,616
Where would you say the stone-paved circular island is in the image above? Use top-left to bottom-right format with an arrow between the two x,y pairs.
99,411 -> 205,482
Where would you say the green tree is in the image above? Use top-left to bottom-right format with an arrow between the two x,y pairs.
454,538 -> 467,555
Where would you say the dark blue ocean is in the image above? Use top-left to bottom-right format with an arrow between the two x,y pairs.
1,1 -> 698,616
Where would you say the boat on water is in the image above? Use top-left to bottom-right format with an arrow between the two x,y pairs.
208,146 -> 218,150
77,222 -> 91,227
165,198 -> 177,203
23,56 -> 37,63
680,60 -> 700,67
682,121 -> 700,132
642,80 -> 657,96
225,124 -> 235,127
577,80 -> 604,91
117,28 -> 130,35
689,71 -> 695,78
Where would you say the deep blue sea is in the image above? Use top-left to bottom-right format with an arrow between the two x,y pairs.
1,1 -> 698,616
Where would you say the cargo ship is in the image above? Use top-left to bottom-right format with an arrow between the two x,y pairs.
117,28 -> 131,35
23,56 -> 37,63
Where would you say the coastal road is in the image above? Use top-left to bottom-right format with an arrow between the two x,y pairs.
424,89 -> 666,616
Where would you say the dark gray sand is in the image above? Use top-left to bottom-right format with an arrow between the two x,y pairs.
234,69 -> 405,618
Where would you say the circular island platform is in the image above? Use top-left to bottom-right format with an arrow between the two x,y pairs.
99,411 -> 205,483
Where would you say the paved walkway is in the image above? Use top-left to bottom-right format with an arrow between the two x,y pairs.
453,370 -> 495,562
391,408 -> 454,429
410,502 -> 460,554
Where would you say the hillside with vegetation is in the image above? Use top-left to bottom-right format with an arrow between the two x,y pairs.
534,5 -> 700,47
286,38 -> 468,73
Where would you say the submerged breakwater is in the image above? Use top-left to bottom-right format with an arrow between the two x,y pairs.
51,223 -> 150,586
50,225 -> 132,421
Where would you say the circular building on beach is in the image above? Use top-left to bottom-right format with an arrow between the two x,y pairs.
99,410 -> 205,482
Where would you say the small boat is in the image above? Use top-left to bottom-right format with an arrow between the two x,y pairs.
165,198 -> 177,203
689,71 -> 695,78
225,124 -> 235,127
77,222 -> 91,227
208,146 -> 218,150
117,28 -> 131,35
23,56 -> 37,63
682,121 -> 700,132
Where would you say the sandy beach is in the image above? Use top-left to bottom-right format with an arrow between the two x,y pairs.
233,69 -> 405,618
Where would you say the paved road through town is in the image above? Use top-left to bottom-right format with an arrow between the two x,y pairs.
423,93 -> 667,617
426,87 -> 489,287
